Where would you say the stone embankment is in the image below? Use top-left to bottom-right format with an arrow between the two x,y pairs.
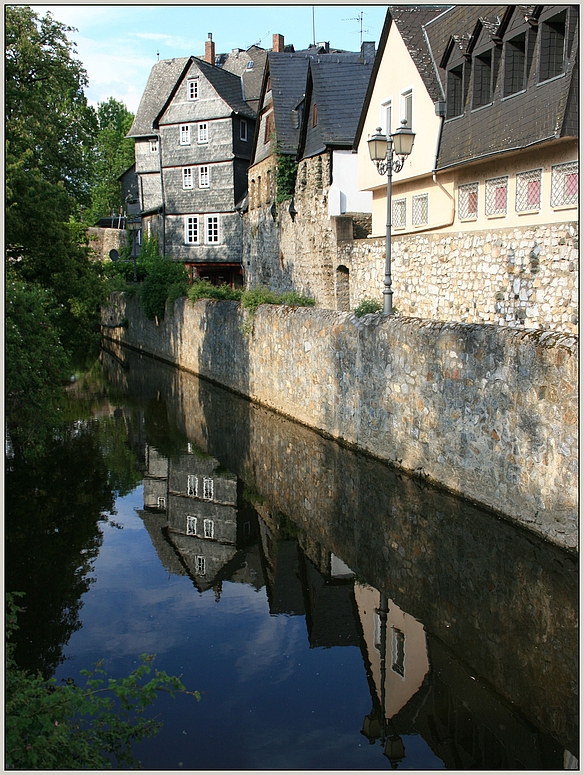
102,293 -> 578,550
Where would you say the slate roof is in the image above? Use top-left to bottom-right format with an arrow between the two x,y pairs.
263,48 -> 369,156
127,53 -> 256,139
127,57 -> 190,137
298,58 -> 374,156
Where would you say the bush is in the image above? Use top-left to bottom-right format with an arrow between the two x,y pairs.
354,298 -> 383,317
139,258 -> 188,320
6,593 -> 199,769
275,153 -> 298,203
187,279 -> 242,303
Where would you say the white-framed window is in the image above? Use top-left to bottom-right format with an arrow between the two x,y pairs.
187,474 -> 198,496
196,556 -> 206,575
185,216 -> 199,244
551,161 -> 578,207
401,88 -> 413,129
246,60 -> 254,70
459,182 -> 479,219
199,166 -> 209,188
240,119 -> 248,142
393,197 -> 406,229
180,124 -> 191,145
205,216 -> 220,244
150,138 -> 158,153
198,122 -> 208,144
204,519 -> 214,539
202,477 -> 214,500
485,176 -> 508,216
157,497 -> 166,509
188,78 -> 199,100
412,193 -> 428,226
391,628 -> 405,678
380,98 -> 392,136
182,167 -> 194,190
516,169 -> 542,212
186,515 -> 197,535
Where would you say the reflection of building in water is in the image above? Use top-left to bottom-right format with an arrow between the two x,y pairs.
257,508 -> 305,616
140,443 -> 260,596
356,583 -> 565,769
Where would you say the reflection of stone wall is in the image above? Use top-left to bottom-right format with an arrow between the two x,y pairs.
101,349 -> 578,754
102,294 -> 578,549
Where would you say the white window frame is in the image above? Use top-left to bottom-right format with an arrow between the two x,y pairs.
187,77 -> 199,101
393,197 -> 406,229
379,97 -> 392,136
458,182 -> 479,220
157,496 -> 166,509
412,193 -> 428,226
202,476 -> 214,500
187,474 -> 198,496
240,119 -> 248,142
485,176 -> 508,216
186,515 -> 197,535
198,122 -> 208,144
515,169 -> 542,212
196,556 -> 206,575
203,519 -> 214,539
400,87 -> 413,129
205,216 -> 220,245
180,124 -> 191,145
199,165 -> 210,188
150,138 -> 158,153
182,167 -> 194,190
185,216 -> 199,245
550,161 -> 578,208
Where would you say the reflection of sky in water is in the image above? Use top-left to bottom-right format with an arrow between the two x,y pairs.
55,486 -> 444,770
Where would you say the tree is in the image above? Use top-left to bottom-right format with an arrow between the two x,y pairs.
5,7 -> 107,365
86,98 -> 135,226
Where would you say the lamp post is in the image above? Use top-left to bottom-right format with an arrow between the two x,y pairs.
368,121 -> 415,315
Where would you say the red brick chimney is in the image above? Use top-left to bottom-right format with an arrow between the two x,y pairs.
272,33 -> 284,52
205,33 -> 215,64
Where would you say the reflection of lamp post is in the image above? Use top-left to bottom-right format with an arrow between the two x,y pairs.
367,121 -> 416,315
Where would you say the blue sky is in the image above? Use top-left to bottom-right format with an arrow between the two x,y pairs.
30,4 -> 388,112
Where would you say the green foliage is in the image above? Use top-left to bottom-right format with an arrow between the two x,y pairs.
139,257 -> 189,320
6,277 -> 71,455
6,594 -> 199,770
354,298 -> 383,317
86,98 -> 135,226
241,287 -> 315,315
275,153 -> 298,203
188,279 -> 242,303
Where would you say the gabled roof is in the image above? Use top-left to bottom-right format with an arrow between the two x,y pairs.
127,57 -> 190,137
298,58 -> 374,158
127,54 -> 256,139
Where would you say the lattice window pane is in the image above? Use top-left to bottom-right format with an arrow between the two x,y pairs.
198,122 -> 208,143
551,162 -> 578,206
204,519 -> 214,539
180,125 -> 190,145
186,515 -> 197,535
206,217 -> 219,244
485,176 -> 508,215
203,477 -> 214,500
185,217 -> 199,244
199,166 -> 209,188
183,167 -> 193,190
187,474 -> 198,497
412,194 -> 428,226
516,169 -> 542,211
188,78 -> 198,100
393,198 -> 406,229
459,182 -> 478,218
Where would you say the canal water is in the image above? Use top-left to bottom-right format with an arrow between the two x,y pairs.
6,344 -> 578,770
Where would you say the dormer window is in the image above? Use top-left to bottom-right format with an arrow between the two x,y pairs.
446,64 -> 464,118
503,33 -> 526,96
539,10 -> 566,82
472,50 -> 493,109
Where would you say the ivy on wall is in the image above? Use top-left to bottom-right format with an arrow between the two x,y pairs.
275,153 -> 298,204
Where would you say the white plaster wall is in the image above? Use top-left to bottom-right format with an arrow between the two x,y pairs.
328,150 -> 372,216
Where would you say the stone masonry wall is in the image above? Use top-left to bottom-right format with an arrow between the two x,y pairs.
339,222 -> 578,334
102,293 -> 578,550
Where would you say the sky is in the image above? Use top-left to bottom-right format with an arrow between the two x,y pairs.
29,4 -> 389,113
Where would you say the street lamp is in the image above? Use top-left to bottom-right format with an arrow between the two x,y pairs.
368,120 -> 415,314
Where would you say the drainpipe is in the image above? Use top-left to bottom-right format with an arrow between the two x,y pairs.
431,106 -> 454,227
157,132 -> 166,256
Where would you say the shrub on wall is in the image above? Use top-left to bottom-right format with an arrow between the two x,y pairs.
275,153 -> 298,204
139,258 -> 188,321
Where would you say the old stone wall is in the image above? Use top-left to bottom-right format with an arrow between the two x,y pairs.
102,293 -> 578,550
339,222 -> 579,334
86,227 -> 127,261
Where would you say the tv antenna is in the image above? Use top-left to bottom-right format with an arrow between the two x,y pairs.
342,10 -> 371,47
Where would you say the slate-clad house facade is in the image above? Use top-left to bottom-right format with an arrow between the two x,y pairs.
128,37 -> 259,286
